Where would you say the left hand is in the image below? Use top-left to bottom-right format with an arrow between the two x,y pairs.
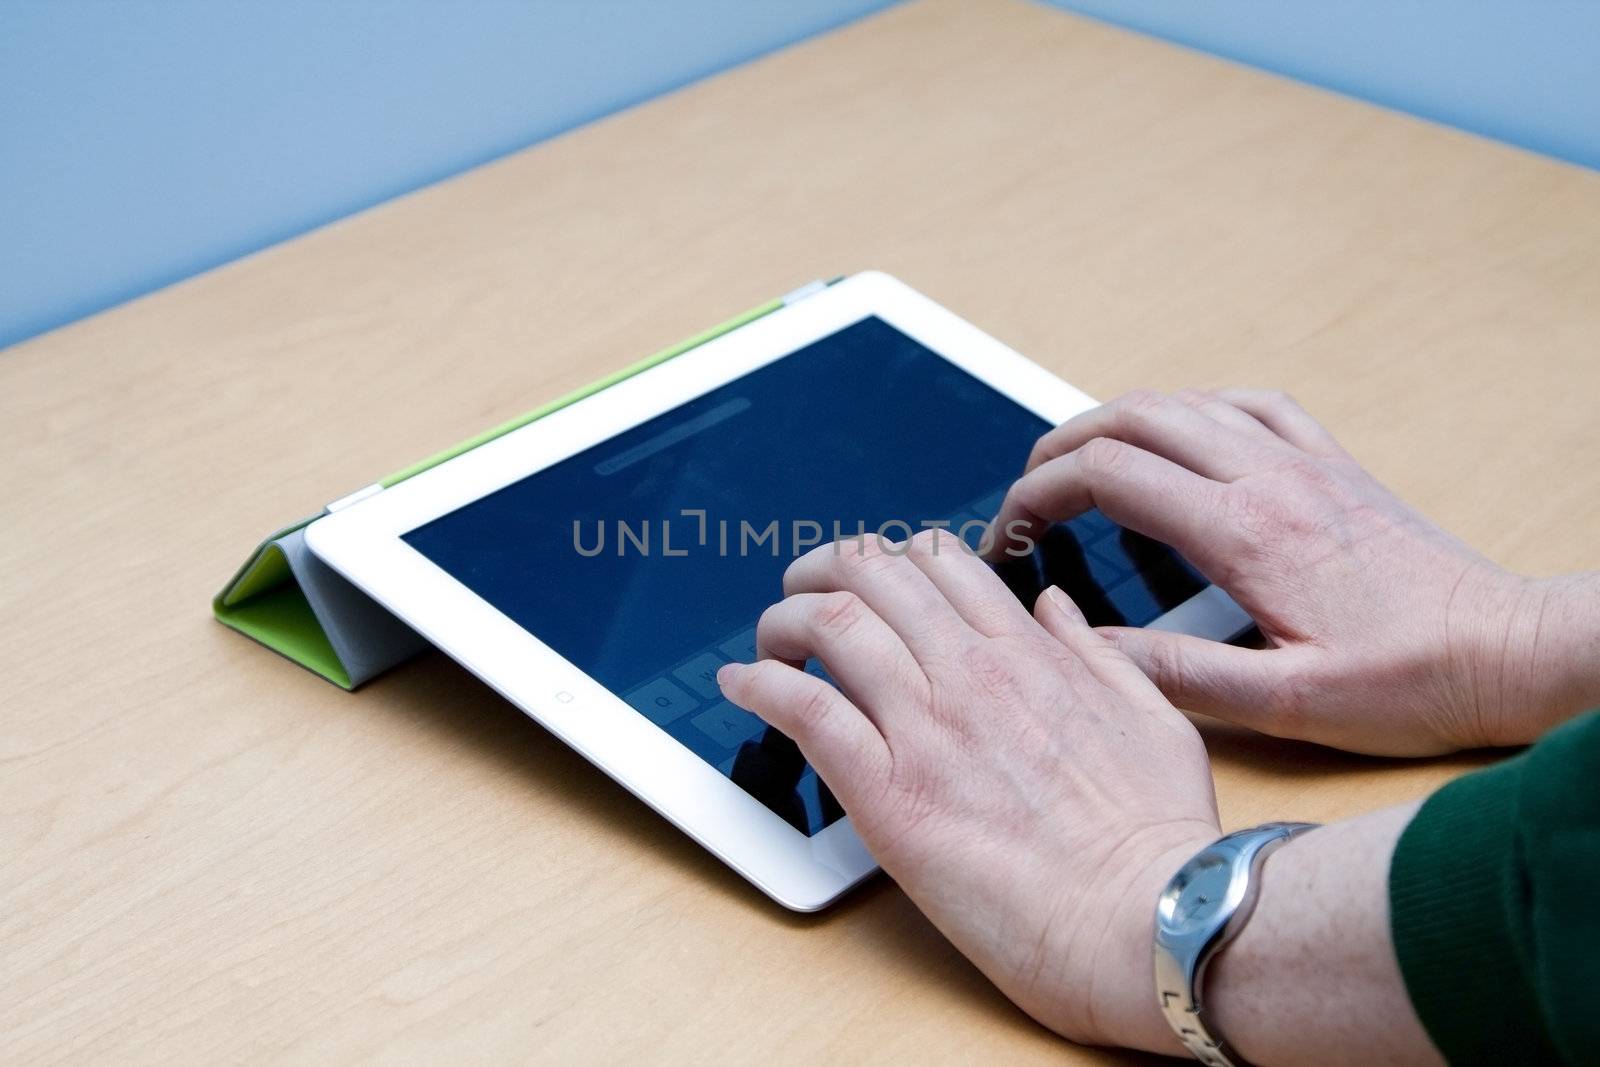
982,388 -> 1583,754
717,530 -> 1219,1052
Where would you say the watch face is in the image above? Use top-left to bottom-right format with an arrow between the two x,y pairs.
1158,851 -> 1235,935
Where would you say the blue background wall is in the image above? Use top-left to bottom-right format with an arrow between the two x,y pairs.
3,1 -> 1597,351
1044,1 -> 1600,173
0,1 -> 892,350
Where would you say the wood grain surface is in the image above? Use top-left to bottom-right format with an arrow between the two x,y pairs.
4,0 -> 1597,1062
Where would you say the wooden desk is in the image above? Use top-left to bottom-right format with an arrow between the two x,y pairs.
4,1 -> 1597,1061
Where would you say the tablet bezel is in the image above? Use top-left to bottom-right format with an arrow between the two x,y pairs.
305,271 -> 1250,911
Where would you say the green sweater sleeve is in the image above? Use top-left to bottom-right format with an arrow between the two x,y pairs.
1389,709 -> 1600,1065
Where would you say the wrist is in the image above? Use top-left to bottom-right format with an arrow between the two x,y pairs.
1059,822 -> 1218,1055
1204,805 -> 1441,1067
1454,568 -> 1600,747
1520,573 -> 1600,732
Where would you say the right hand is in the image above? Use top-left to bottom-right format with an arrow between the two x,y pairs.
988,388 -> 1598,755
718,532 -> 1223,1052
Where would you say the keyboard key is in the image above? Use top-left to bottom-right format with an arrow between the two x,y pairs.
1085,539 -> 1135,585
1072,508 -> 1117,540
624,677 -> 699,726
718,627 -> 759,664
1105,572 -> 1163,624
673,651 -> 728,700
691,702 -> 767,748
972,488 -> 1008,519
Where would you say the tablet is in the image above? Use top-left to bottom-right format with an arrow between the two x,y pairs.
305,271 -> 1251,910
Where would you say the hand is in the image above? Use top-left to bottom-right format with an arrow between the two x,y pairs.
989,388 -> 1599,755
717,531 -> 1218,1053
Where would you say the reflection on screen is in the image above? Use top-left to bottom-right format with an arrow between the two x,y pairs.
403,317 -> 1206,835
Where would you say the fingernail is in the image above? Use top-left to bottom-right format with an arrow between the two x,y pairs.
716,663 -> 741,688
1044,585 -> 1072,611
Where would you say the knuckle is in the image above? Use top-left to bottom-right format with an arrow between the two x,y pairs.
1115,388 -> 1169,426
834,534 -> 889,573
1223,488 -> 1282,544
1214,491 -> 1293,575
1267,389 -> 1312,421
794,683 -> 837,728
811,590 -> 866,636
1118,387 -> 1166,413
1076,435 -> 1132,477
1140,636 -> 1189,703
1276,455 -> 1338,498
909,527 -> 961,555
841,530 -> 883,559
962,641 -> 1024,702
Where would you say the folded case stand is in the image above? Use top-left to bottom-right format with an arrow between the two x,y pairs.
214,280 -> 835,688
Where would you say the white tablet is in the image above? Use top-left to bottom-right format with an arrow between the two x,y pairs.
306,271 -> 1251,911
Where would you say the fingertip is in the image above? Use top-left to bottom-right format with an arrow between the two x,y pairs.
1033,585 -> 1097,652
1035,584 -> 1086,625
982,515 -> 1035,562
716,661 -> 745,694
716,659 -> 785,719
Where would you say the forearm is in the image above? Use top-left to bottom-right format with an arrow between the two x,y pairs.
1205,803 -> 1440,1067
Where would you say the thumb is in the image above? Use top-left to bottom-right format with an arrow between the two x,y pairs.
1097,626 -> 1300,731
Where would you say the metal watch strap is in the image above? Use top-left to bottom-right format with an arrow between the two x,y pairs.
1153,822 -> 1320,1067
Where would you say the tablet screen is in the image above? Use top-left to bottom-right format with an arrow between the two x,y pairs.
403,317 -> 1205,835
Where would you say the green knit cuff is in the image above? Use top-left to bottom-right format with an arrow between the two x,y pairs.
1389,755 -> 1562,1065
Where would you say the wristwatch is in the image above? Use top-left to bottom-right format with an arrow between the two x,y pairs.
1153,822 -> 1320,1066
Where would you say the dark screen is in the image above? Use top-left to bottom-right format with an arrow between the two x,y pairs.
404,317 -> 1204,834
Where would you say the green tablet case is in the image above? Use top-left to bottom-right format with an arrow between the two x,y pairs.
213,279 -> 834,689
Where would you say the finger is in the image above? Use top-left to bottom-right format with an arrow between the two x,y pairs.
1033,585 -> 1162,693
1172,388 -> 1285,446
1030,583 -> 1096,657
1212,389 -> 1348,458
755,592 -> 925,729
718,659 -> 889,791
1023,389 -> 1282,482
784,535 -> 973,661
901,528 -> 1035,637
987,438 -> 1239,578
1097,626 -> 1308,732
